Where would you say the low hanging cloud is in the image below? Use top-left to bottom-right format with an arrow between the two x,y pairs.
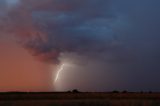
1,0 -> 122,64
0,0 -> 160,64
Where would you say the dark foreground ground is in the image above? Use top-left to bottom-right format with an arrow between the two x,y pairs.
0,92 -> 160,106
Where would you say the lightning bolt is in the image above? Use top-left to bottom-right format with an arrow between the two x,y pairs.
55,64 -> 65,82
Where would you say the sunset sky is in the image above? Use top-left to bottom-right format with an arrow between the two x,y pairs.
0,0 -> 160,92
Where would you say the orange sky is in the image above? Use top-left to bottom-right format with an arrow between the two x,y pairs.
0,36 -> 54,91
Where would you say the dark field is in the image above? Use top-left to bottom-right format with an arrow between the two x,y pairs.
0,92 -> 160,106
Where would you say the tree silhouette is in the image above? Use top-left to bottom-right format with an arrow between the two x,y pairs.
72,89 -> 80,93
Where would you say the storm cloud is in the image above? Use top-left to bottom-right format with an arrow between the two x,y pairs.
1,0 -> 160,91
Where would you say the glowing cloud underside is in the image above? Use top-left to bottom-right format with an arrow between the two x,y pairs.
55,64 -> 65,83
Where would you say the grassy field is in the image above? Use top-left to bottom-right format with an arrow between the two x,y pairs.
0,92 -> 160,106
